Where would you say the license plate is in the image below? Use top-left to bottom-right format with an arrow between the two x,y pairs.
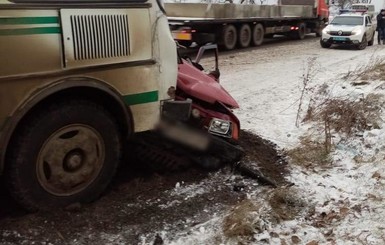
172,32 -> 192,41
333,37 -> 347,41
159,121 -> 210,151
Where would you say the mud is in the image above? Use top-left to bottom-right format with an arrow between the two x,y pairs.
0,130 -> 287,245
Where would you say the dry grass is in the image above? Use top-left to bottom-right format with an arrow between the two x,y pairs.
292,93 -> 384,166
222,189 -> 308,240
305,94 -> 383,136
268,188 -> 307,221
343,55 -> 385,82
360,62 -> 385,81
286,136 -> 331,168
222,199 -> 260,238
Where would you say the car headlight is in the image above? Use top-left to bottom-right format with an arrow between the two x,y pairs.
352,29 -> 362,35
208,118 -> 231,137
322,28 -> 330,34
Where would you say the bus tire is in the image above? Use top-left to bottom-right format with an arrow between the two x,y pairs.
5,99 -> 122,211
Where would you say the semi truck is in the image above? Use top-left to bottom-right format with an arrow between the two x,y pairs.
165,0 -> 329,50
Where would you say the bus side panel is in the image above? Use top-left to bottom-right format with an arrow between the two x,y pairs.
0,10 -> 62,77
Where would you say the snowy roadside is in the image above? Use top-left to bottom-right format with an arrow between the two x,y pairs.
2,37 -> 385,245
160,38 -> 385,244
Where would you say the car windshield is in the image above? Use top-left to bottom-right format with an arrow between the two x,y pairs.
331,16 -> 363,26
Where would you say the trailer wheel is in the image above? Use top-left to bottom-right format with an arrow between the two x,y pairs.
316,21 -> 325,37
221,24 -> 237,50
238,24 -> 251,48
297,22 -> 306,39
291,22 -> 306,40
252,23 -> 264,46
5,99 -> 122,211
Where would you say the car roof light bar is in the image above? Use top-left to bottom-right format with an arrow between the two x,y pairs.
339,9 -> 367,15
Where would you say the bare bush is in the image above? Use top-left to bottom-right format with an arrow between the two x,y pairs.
343,54 -> 385,82
302,93 -> 384,154
305,94 -> 383,135
296,57 -> 319,127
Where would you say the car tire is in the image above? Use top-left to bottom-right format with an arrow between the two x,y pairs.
5,99 -> 122,211
357,35 -> 368,50
368,32 -> 375,46
320,40 -> 331,48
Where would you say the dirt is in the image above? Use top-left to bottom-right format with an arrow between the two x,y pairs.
0,130 -> 288,245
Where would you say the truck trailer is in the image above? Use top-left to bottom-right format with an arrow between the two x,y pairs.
166,0 -> 329,50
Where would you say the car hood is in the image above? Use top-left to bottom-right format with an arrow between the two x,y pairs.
177,60 -> 239,108
327,25 -> 360,31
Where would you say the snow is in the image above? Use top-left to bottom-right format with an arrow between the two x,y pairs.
159,38 -> 385,244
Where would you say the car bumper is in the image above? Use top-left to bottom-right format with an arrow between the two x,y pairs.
321,34 -> 363,45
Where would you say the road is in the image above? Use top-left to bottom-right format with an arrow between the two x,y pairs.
218,34 -> 384,147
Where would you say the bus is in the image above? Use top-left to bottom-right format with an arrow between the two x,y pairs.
0,0 -> 177,211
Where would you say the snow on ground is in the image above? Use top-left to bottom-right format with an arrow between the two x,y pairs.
160,37 -> 385,244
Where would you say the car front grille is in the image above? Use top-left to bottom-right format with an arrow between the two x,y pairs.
329,31 -> 352,36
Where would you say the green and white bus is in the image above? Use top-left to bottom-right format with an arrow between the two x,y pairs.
0,0 -> 177,210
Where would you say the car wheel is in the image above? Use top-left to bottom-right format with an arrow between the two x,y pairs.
5,99 -> 122,211
368,32 -> 375,46
320,40 -> 331,48
357,35 -> 368,50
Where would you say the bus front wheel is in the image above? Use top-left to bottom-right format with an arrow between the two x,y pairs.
5,99 -> 122,211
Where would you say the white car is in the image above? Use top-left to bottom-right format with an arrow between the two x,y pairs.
320,13 -> 376,50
